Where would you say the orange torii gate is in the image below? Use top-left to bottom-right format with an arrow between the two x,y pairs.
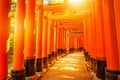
0,0 -> 120,80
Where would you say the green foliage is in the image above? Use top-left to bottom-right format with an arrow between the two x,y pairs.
9,1 -> 16,62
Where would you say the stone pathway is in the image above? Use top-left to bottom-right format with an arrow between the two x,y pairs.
41,52 -> 92,80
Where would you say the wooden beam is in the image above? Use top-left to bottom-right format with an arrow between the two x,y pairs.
48,14 -> 88,20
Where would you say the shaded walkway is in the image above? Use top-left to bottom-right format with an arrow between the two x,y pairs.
41,52 -> 93,80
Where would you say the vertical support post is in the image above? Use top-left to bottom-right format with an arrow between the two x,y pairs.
11,0 -> 26,79
81,35 -> 84,50
66,31 -> 70,54
102,0 -> 120,79
36,0 -> 43,72
53,25 -> 57,59
50,21 -> 55,61
70,35 -> 74,53
61,29 -> 65,56
56,22 -> 60,58
24,0 -> 35,77
0,0 -> 11,80
77,36 -> 80,51
58,28 -> 62,57
83,19 -> 88,52
83,20 -> 89,61
74,35 -> 77,51
42,11 -> 48,68
114,0 -> 120,74
69,35 -> 72,53
94,0 -> 106,79
47,20 -> 52,64
91,2 -> 97,58
60,28 -> 63,56
86,17 -> 92,58
63,30 -> 66,55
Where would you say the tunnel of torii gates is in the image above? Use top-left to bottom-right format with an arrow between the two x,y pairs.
0,0 -> 120,80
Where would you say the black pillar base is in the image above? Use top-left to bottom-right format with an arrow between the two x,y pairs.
70,48 -> 74,53
93,59 -> 97,73
105,68 -> 120,80
61,49 -> 64,55
88,54 -> 91,61
48,54 -> 52,64
36,58 -> 42,72
63,49 -> 66,55
72,48 -> 75,52
51,52 -> 55,61
25,57 -> 35,76
57,49 -> 61,57
90,57 -> 94,70
43,57 -> 48,68
54,52 -> 57,60
60,49 -> 62,56
70,48 -> 72,53
84,51 -> 89,61
96,59 -> 106,79
79,47 -> 84,51
11,69 -> 25,80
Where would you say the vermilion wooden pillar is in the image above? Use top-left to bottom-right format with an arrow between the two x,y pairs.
91,3 -> 97,59
69,35 -> 74,53
94,0 -> 106,79
61,29 -> 66,55
89,1 -> 98,73
11,0 -> 26,79
53,25 -> 57,59
58,26 -> 63,56
63,30 -> 66,54
81,35 -> 84,49
79,36 -> 81,50
114,0 -> 120,71
74,35 -> 77,51
83,20 -> 88,52
86,17 -> 93,57
64,29 -> 67,54
47,20 -> 52,64
72,35 -> 75,52
56,22 -> 60,58
0,0 -> 11,80
42,11 -> 48,68
58,28 -> 62,56
62,29 -> 64,54
77,36 -> 79,50
79,36 -> 82,50
61,28 -> 63,56
61,28 -> 64,55
85,13 -> 97,73
69,35 -> 72,52
93,0 -> 106,79
66,31 -> 70,54
36,0 -> 43,72
102,0 -> 119,79
24,0 -> 35,77
83,20 -> 89,61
